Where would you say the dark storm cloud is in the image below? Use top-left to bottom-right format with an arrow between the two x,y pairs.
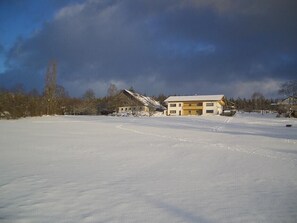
1,0 -> 296,97
158,0 -> 297,78
0,43 -> 4,53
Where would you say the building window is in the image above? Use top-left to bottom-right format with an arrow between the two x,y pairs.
125,108 -> 127,111
121,108 -> 124,111
206,110 -> 214,113
189,104 -> 191,106
179,104 -> 181,107
197,102 -> 203,106
189,110 -> 191,114
129,108 -> 131,110
206,102 -> 214,106
170,104 -> 176,107
170,110 -> 176,114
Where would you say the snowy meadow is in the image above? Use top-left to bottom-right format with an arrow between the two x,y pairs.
0,113 -> 297,223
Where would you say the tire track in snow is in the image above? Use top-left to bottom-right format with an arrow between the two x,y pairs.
224,117 -> 233,123
283,139 -> 297,145
212,143 -> 297,164
116,124 -> 188,142
211,117 -> 233,132
211,126 -> 223,132
116,121 -> 297,164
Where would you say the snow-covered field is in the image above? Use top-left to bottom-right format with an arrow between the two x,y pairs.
0,113 -> 297,223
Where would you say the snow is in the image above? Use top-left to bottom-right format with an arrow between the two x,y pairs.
124,89 -> 164,110
0,113 -> 297,223
164,95 -> 224,102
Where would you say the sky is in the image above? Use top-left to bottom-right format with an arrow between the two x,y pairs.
0,0 -> 296,98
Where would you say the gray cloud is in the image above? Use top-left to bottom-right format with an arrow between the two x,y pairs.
0,43 -> 4,53
1,0 -> 296,97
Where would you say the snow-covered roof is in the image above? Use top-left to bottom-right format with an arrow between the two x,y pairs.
123,89 -> 165,110
165,95 -> 224,102
279,96 -> 297,105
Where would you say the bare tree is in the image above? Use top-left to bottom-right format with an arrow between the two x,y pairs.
251,92 -> 265,111
44,61 -> 57,115
107,83 -> 118,97
56,85 -> 69,99
83,89 -> 96,101
77,89 -> 97,115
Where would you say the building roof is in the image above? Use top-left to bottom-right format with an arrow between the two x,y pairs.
164,95 -> 224,102
279,96 -> 297,105
122,89 -> 166,110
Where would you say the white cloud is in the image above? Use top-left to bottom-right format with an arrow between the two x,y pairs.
231,79 -> 283,98
54,3 -> 85,20
164,78 -> 283,98
186,0 -> 283,15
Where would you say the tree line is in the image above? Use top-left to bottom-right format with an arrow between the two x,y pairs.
0,77 -> 296,119
0,80 -> 129,119
227,92 -> 278,112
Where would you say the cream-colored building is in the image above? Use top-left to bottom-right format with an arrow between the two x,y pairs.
164,95 -> 225,116
117,89 -> 165,116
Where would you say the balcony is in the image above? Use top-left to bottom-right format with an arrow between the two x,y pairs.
183,105 -> 203,110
